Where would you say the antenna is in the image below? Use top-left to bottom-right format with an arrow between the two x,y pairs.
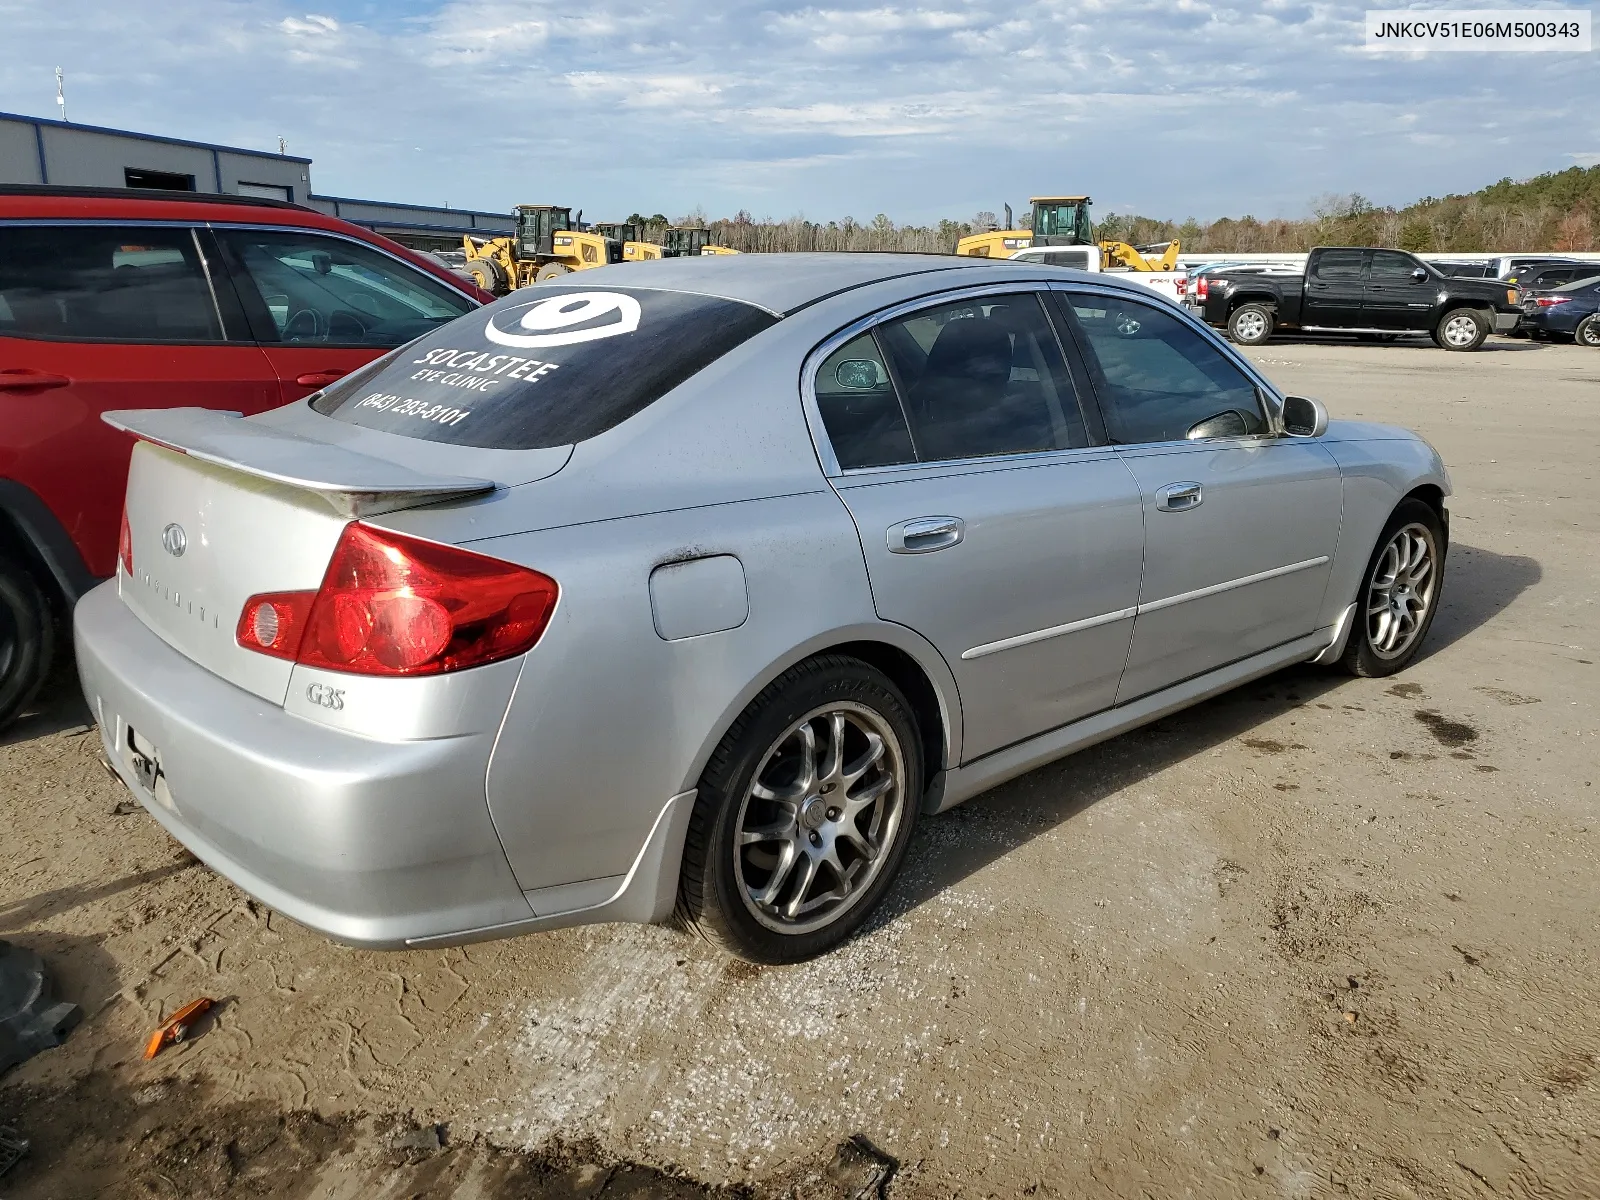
55,67 -> 66,123
277,136 -> 287,155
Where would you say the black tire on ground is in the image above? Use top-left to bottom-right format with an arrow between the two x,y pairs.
1434,307 -> 1489,351
676,654 -> 923,963
535,261 -> 573,282
1576,314 -> 1600,349
1339,498 -> 1446,679
1226,303 -> 1274,346
466,256 -> 509,295
0,556 -> 55,730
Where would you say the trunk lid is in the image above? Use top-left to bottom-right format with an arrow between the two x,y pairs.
110,407 -> 498,706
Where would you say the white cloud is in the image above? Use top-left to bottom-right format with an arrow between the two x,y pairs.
0,0 -> 1593,224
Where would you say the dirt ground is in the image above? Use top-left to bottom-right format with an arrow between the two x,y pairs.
2,333 -> 1597,1198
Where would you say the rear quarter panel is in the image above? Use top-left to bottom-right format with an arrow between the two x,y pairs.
464,489 -> 955,895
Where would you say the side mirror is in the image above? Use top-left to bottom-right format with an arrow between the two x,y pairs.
1281,394 -> 1328,438
834,359 -> 880,390
1186,410 -> 1250,440
1411,267 -> 1429,282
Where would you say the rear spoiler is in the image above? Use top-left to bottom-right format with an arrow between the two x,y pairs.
103,408 -> 494,518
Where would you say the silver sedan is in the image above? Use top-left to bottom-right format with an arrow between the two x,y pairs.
76,253 -> 1450,962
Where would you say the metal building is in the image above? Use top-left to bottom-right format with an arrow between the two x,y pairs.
0,110 -> 514,249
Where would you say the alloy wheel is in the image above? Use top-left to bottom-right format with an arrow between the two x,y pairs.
1366,521 -> 1438,660
1442,313 -> 1480,348
1233,310 -> 1267,341
734,702 -> 907,935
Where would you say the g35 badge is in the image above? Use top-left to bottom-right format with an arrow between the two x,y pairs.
306,682 -> 345,711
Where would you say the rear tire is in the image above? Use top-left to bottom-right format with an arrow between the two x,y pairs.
1434,307 -> 1488,351
677,655 -> 922,963
1339,499 -> 1445,678
1576,314 -> 1600,348
535,262 -> 573,282
1227,303 -> 1274,346
0,556 -> 55,730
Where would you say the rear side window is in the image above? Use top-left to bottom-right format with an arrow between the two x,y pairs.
0,224 -> 222,342
312,285 -> 777,448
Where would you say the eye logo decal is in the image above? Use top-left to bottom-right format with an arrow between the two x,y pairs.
482,291 -> 642,349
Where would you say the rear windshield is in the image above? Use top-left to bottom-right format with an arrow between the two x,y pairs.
311,285 -> 778,448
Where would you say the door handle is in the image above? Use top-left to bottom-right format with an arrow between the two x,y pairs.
1155,482 -> 1203,512
0,369 -> 71,391
294,370 -> 347,388
887,516 -> 964,554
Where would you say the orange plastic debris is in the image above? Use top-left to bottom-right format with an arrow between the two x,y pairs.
142,997 -> 215,1060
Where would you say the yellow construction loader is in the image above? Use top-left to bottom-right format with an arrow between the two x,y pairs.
592,222 -> 661,263
954,195 -> 1179,271
461,205 -> 621,294
662,227 -> 739,257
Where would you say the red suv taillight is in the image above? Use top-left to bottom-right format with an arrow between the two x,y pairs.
237,523 -> 558,677
119,506 -> 133,576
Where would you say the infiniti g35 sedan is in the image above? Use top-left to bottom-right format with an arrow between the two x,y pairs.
76,253 -> 1450,963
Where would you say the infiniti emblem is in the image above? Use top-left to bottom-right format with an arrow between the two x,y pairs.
162,523 -> 187,557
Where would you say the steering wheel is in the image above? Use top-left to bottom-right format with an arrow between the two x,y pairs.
284,308 -> 326,342
327,310 -> 369,342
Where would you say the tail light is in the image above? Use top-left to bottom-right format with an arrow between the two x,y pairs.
1195,276 -> 1210,301
237,523 -> 558,677
118,506 -> 133,576
1532,295 -> 1571,308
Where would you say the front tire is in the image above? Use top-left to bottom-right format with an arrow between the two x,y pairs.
677,655 -> 922,963
466,256 -> 509,295
1576,313 -> 1600,349
1434,307 -> 1488,351
1339,499 -> 1445,678
1227,303 -> 1274,346
0,556 -> 55,729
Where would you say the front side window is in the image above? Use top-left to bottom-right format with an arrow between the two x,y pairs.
1369,251 -> 1422,281
1065,293 -> 1267,445
0,224 -> 221,343
217,228 -> 475,347
313,285 -> 777,448
1313,250 -> 1365,281
875,293 -> 1088,462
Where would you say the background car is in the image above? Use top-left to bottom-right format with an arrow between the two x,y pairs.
78,254 -> 1451,964
0,185 -> 490,726
1515,274 -> 1600,345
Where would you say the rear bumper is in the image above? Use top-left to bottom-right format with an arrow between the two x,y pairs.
1515,309 -> 1583,334
74,581 -> 535,948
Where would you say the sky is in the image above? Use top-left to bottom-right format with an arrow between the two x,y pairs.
2,1 -> 1596,226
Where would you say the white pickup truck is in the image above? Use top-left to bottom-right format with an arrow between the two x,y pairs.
1003,244 -> 1187,304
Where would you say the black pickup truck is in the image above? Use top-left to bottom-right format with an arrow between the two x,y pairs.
1191,246 -> 1522,351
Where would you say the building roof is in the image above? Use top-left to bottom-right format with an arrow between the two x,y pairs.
0,110 -> 312,163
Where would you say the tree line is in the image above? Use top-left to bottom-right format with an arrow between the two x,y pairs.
626,163 -> 1599,254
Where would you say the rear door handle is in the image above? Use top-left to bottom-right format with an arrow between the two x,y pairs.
0,369 -> 71,391
1155,482 -> 1203,512
888,516 -> 964,554
294,370 -> 347,388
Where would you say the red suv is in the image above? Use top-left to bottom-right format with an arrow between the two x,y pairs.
0,186 -> 490,727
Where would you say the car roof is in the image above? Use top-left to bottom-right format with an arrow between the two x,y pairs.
0,184 -> 489,301
550,252 -> 1005,316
